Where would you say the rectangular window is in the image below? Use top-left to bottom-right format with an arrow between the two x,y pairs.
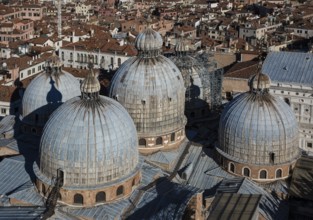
1,108 -> 6,114
32,68 -> 35,73
28,70 -> 31,75
307,143 -> 312,148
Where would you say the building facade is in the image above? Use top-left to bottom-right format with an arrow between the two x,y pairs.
263,51 -> 313,153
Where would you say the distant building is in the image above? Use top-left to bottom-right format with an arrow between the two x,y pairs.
239,20 -> 281,41
263,51 -> 313,153
0,19 -> 34,42
59,39 -> 136,70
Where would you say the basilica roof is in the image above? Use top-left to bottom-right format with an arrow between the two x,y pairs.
109,27 -> 186,137
218,72 -> 299,165
38,67 -> 139,189
21,54 -> 80,127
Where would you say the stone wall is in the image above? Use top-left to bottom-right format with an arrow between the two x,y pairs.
37,171 -> 141,207
138,128 -> 185,155
217,151 -> 297,182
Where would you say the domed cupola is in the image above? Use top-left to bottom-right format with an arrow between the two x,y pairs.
109,20 -> 186,155
170,35 -> 210,121
175,32 -> 189,56
20,52 -> 81,136
217,68 -> 300,182
35,63 -> 140,206
135,28 -> 163,57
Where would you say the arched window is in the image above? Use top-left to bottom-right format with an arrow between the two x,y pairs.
118,58 -> 121,66
132,178 -> 136,187
171,133 -> 175,142
74,194 -> 83,205
70,52 -> 73,61
276,169 -> 282,178
111,57 -> 114,65
96,191 -> 106,203
139,138 -> 146,146
156,137 -> 163,145
243,167 -> 250,177
31,128 -> 37,134
77,53 -> 80,62
229,162 -> 235,173
95,55 -> 98,64
84,54 -> 87,63
61,51 -> 64,61
260,170 -> 267,179
116,185 -> 124,196
284,98 -> 290,106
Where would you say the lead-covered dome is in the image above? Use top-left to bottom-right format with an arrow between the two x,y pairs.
135,27 -> 163,52
21,54 -> 80,131
170,37 -> 211,120
110,27 -> 186,154
39,96 -> 139,187
219,74 -> 299,164
218,73 -> 299,166
35,67 -> 140,206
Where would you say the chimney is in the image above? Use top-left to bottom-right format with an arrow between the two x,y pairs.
245,42 -> 249,51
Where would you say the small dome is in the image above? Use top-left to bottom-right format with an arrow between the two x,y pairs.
249,73 -> 271,91
80,70 -> 100,94
175,38 -> 189,53
21,67 -> 80,127
39,95 -> 139,188
218,91 -> 299,165
135,27 -> 163,52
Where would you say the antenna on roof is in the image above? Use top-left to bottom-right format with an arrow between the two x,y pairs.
146,14 -> 152,28
57,0 -> 62,39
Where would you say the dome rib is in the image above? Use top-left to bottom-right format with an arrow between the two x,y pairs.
39,96 -> 139,189
219,92 -> 299,165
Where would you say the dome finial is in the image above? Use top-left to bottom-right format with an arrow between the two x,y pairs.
175,31 -> 189,55
249,57 -> 271,93
80,56 -> 101,100
146,14 -> 152,27
135,17 -> 163,58
45,50 -> 62,75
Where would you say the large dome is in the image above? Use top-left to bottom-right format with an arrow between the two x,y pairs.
170,38 -> 210,120
39,95 -> 139,188
218,91 -> 299,165
109,27 -> 186,154
35,67 -> 140,206
21,55 -> 80,130
218,73 -> 299,165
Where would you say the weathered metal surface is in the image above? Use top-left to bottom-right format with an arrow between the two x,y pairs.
135,27 -> 163,52
39,95 -> 139,188
109,28 -> 186,137
262,51 -> 313,86
21,70 -> 80,127
170,38 -> 223,111
219,90 -> 299,165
